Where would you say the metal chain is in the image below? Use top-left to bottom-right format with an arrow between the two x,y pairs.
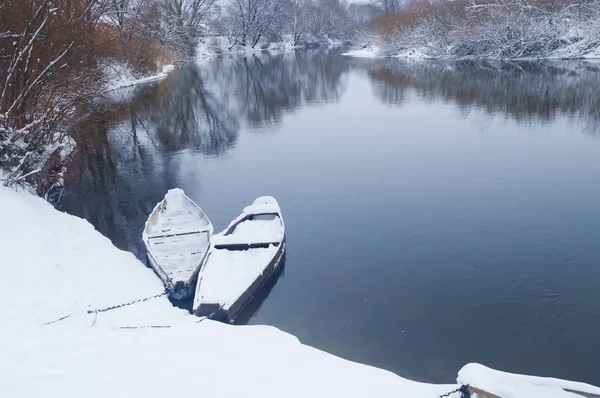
45,288 -> 170,325
439,385 -> 470,398
86,288 -> 169,314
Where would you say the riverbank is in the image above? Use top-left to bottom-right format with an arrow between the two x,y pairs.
3,183 -> 600,397
195,36 -> 345,58
104,63 -> 176,92
354,0 -> 600,61
343,44 -> 600,60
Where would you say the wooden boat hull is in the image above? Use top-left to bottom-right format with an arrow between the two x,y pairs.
145,249 -> 207,300
143,189 -> 213,300
195,238 -> 286,322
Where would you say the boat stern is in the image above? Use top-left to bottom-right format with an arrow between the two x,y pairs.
194,302 -> 229,322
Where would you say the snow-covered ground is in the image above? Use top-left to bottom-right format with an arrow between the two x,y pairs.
196,36 -> 345,59
104,63 -> 175,92
344,44 -> 600,60
343,46 -> 382,58
2,183 -> 600,398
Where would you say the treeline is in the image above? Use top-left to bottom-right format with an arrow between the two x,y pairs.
356,0 -> 600,59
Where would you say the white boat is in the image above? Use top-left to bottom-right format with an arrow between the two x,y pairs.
143,189 -> 213,299
193,196 -> 285,322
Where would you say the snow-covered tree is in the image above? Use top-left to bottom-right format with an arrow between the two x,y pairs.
222,0 -> 283,48
1,0 -> 110,197
153,0 -> 217,58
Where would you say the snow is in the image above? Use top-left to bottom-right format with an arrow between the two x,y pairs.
146,231 -> 209,282
458,364 -> 600,398
194,244 -> 281,310
343,46 -> 382,58
212,196 -> 283,246
0,184 -> 186,330
144,188 -> 212,238
243,195 -> 281,215
213,214 -> 283,246
2,183 -> 599,398
104,63 -> 175,92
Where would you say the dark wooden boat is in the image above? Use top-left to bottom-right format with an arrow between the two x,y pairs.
193,196 -> 285,322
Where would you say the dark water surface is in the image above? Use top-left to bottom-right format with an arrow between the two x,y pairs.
62,50 -> 600,385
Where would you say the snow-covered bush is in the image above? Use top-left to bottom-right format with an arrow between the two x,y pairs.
0,0 -> 107,200
0,116 -> 75,201
355,0 -> 600,59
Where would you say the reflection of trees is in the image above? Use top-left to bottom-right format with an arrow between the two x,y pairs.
62,113 -> 177,259
62,67 -> 239,258
61,50 -> 351,259
129,67 -> 239,155
204,50 -> 350,128
363,59 -> 600,132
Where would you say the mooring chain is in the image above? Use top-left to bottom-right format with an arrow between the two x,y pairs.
439,384 -> 470,398
86,288 -> 169,314
45,288 -> 170,325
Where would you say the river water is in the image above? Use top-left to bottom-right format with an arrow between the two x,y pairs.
62,49 -> 600,385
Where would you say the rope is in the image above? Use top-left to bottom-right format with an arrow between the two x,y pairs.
439,385 -> 470,398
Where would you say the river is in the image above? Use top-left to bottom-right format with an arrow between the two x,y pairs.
61,49 -> 600,385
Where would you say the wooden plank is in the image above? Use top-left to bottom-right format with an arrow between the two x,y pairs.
148,230 -> 207,239
214,241 -> 281,251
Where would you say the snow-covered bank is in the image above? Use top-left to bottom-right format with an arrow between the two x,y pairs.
2,184 -> 600,398
196,36 -> 345,59
343,46 -> 382,58
104,63 -> 175,92
350,0 -> 600,61
344,44 -> 600,60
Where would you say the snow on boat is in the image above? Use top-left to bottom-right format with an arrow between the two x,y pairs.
143,189 -> 213,300
193,196 -> 285,322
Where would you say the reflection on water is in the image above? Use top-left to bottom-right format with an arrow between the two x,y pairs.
62,50 -> 600,386
64,50 -> 350,258
363,59 -> 600,132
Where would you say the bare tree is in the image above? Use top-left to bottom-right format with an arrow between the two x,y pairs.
359,0 -> 600,60
1,0 -> 110,197
154,0 -> 217,58
302,0 -> 353,41
372,0 -> 401,13
106,0 -> 151,55
223,0 -> 284,48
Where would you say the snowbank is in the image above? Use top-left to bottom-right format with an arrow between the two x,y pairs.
196,36 -> 345,59
343,46 -> 382,58
2,184 -> 599,398
104,63 -> 175,91
459,364 -> 600,398
347,2 -> 600,61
